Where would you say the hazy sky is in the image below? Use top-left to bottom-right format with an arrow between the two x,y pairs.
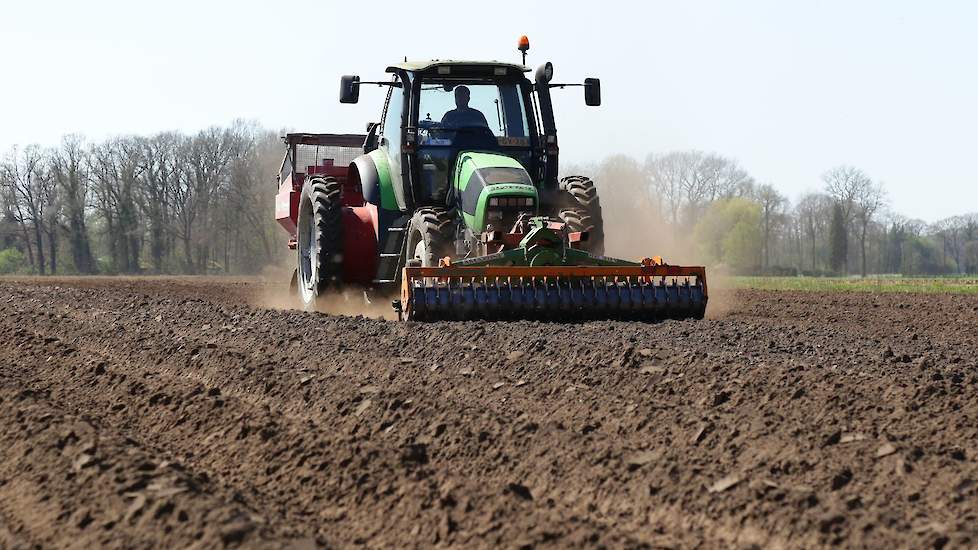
2,0 -> 975,221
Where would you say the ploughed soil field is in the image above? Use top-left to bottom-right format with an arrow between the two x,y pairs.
1,276 -> 977,549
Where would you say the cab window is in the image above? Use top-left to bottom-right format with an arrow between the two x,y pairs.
418,82 -> 529,139
380,78 -> 403,152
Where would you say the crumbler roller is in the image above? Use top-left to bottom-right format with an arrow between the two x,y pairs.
395,218 -> 707,322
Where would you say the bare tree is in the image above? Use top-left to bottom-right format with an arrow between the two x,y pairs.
49,135 -> 97,273
645,151 -> 754,232
644,152 -> 684,228
2,145 -> 50,273
962,215 -> 978,273
2,125 -> 291,276
963,214 -> 978,274
795,193 -> 832,272
754,183 -> 787,269
37,165 -> 60,273
89,138 -> 145,273
853,181 -> 886,276
700,153 -> 754,201
215,125 -> 281,272
137,132 -> 180,273
171,127 -> 238,273
0,157 -> 35,268
823,166 -> 869,219
823,165 -> 873,274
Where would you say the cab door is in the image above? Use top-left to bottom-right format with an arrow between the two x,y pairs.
378,75 -> 407,211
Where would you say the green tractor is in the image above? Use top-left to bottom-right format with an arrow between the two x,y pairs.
276,40 -> 706,321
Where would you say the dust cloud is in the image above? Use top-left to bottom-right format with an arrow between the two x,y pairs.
572,157 -> 741,318
598,189 -> 739,319
252,266 -> 398,320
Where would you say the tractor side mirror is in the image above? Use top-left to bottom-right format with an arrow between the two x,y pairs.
340,75 -> 360,104
584,78 -> 601,106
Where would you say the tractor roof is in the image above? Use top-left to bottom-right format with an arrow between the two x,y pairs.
386,60 -> 529,74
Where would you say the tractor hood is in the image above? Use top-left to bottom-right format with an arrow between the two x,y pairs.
453,151 -> 538,233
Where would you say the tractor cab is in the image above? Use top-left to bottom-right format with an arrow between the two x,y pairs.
410,64 -> 538,205
340,57 -> 602,213
347,61 -> 541,210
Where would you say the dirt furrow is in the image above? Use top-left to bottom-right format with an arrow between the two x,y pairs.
0,353 -> 295,548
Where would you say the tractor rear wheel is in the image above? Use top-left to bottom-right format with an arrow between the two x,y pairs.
406,207 -> 454,268
296,176 -> 343,309
558,207 -> 599,246
557,175 -> 605,256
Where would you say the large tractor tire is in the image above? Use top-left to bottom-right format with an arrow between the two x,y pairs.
405,207 -> 454,268
296,176 -> 343,309
558,207 -> 601,250
557,175 -> 605,256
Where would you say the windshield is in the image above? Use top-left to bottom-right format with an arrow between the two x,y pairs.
418,81 -> 530,144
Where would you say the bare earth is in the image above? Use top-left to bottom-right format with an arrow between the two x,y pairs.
0,277 -> 976,549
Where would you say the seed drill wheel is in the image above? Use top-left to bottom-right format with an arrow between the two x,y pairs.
558,175 -> 605,256
296,176 -> 343,309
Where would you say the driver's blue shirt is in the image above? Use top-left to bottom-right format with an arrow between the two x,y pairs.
441,107 -> 489,129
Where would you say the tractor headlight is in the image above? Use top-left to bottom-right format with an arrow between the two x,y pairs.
488,196 -> 534,209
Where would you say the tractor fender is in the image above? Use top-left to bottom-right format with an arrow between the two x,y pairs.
350,155 -> 380,207
341,205 -> 378,285
347,155 -> 404,284
350,152 -> 398,211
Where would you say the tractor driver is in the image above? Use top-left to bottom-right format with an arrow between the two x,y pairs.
440,86 -> 490,129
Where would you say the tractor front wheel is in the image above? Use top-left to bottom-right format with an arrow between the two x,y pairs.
406,208 -> 454,268
296,176 -> 343,309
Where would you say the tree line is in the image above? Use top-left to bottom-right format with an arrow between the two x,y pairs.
2,125 -> 976,277
0,122 -> 285,275
571,153 -> 978,276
